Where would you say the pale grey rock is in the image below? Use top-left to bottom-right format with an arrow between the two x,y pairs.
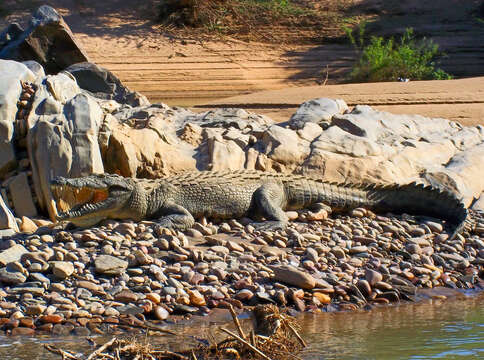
0,267 -> 26,284
425,142 -> 484,206
189,108 -> 272,131
37,96 -> 62,115
0,60 -> 35,176
261,124 -> 310,166
103,116 -> 196,178
8,172 -> 37,217
223,128 -> 253,148
0,229 -> 16,237
27,92 -> 104,219
289,98 -> 348,129
207,137 -> 246,171
334,105 -> 463,144
0,120 -> 16,177
45,73 -> 81,104
22,60 -> 45,78
312,125 -> 383,157
471,192 -> 484,211
448,126 -> 483,151
27,117 -> 72,216
63,93 -> 104,176
0,244 -> 27,266
296,122 -> 323,142
94,255 -> 128,275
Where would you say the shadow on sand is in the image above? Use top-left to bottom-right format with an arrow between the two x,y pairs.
284,0 -> 484,84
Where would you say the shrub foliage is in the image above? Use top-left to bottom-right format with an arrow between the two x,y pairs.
346,26 -> 452,82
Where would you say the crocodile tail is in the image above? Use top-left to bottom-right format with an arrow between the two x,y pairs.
366,182 -> 468,240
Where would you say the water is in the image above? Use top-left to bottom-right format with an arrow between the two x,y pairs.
0,292 -> 482,359
299,291 -> 484,360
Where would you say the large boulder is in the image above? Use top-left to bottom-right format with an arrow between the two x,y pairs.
27,74 -> 104,220
100,100 -> 484,206
289,98 -> 348,130
0,193 -> 18,231
0,5 -> 89,74
7,172 -> 37,217
424,141 -> 484,206
65,62 -> 149,107
102,106 -> 272,178
297,105 -> 484,190
0,60 -> 36,177
0,23 -> 24,51
103,116 -> 197,178
259,124 -> 310,168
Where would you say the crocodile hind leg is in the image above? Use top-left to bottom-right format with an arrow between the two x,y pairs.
250,183 -> 288,231
155,201 -> 195,230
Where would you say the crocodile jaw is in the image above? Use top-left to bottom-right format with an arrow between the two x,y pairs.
50,183 -> 113,225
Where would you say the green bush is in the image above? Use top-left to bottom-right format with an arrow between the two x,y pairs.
345,26 -> 452,82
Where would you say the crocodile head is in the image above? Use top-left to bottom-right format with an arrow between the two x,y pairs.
50,174 -> 140,227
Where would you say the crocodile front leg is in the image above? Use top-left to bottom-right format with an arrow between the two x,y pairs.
155,202 -> 195,230
251,183 -> 288,231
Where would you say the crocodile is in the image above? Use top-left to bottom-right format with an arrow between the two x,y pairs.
50,170 -> 468,239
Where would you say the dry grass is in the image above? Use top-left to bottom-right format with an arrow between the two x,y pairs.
157,0 -> 359,44
44,304 -> 306,360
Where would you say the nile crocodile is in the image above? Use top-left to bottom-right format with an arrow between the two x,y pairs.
50,170 -> 468,239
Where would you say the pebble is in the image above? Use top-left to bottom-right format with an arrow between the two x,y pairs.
0,205 -> 480,337
115,290 -> 139,303
154,305 -> 169,320
188,289 -> 206,306
271,265 -> 316,290
227,241 -> 244,253
11,327 -> 35,336
356,279 -> 372,298
39,314 -> 63,324
20,217 -> 38,233
0,244 -> 28,266
313,292 -> 331,304
235,289 -> 254,302
0,268 -> 26,284
94,255 -> 128,275
51,261 -> 75,279
406,243 -> 422,255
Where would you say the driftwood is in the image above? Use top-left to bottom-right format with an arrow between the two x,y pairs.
44,304 -> 306,360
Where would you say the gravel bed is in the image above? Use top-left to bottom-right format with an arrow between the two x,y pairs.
0,208 -> 483,336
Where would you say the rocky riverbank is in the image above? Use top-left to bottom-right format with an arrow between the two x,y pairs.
0,204 -> 483,337
0,5 -> 483,337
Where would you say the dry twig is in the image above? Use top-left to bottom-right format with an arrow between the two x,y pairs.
43,344 -> 78,360
228,304 -> 246,340
220,328 -> 274,360
287,323 -> 307,348
86,337 -> 117,360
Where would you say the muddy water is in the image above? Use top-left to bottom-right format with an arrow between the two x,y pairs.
0,292 -> 482,359
299,291 -> 484,359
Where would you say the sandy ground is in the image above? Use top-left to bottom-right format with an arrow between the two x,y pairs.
2,0 -> 483,124
198,77 -> 484,126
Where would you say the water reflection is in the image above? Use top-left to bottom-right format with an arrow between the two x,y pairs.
299,292 -> 484,360
0,293 -> 482,359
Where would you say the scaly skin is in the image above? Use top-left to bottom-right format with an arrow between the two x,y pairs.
50,170 -> 468,239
